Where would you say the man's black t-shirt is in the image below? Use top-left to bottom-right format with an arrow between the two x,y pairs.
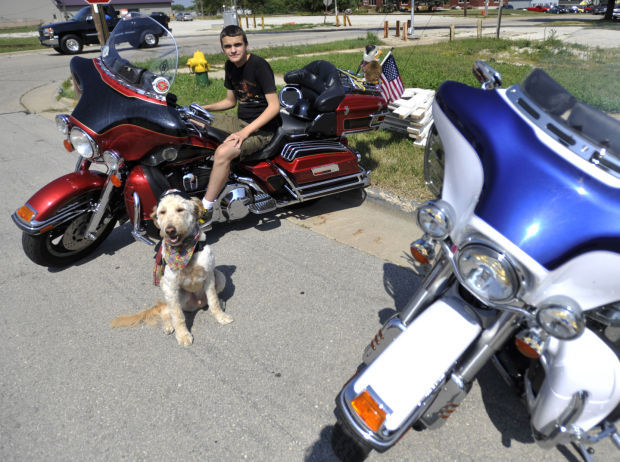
224,54 -> 279,132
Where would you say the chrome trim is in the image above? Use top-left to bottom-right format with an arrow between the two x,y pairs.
84,154 -> 123,240
97,57 -> 167,102
454,311 -> 521,383
130,192 -> 155,245
400,253 -> 454,325
280,140 -> 350,162
336,373 -> 447,452
12,198 -> 93,235
534,391 -> 589,449
506,84 -> 619,178
440,240 -> 532,318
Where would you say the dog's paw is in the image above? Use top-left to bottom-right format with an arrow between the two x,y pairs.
176,331 -> 194,346
163,323 -> 175,335
214,312 -> 233,325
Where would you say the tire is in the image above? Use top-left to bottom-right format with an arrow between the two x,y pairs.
331,421 -> 371,462
60,34 -> 83,54
21,194 -> 117,268
141,32 -> 159,48
53,46 -> 63,53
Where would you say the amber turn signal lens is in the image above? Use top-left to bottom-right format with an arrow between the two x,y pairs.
63,139 -> 74,152
16,205 -> 36,222
410,246 -> 430,265
110,175 -> 122,187
515,337 -> 540,359
350,390 -> 387,433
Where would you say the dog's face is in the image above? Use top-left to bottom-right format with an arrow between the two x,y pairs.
151,194 -> 203,245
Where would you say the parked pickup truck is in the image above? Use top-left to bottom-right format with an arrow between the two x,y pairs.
38,6 -> 171,55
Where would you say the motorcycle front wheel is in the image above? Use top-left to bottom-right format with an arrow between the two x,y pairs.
21,196 -> 117,268
331,421 -> 371,462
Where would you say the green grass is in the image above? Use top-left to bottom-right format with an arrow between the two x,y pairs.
0,35 -> 40,53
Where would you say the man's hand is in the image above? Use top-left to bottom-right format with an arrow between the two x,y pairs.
223,130 -> 249,149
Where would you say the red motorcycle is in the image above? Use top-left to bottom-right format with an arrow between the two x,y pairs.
12,14 -> 388,267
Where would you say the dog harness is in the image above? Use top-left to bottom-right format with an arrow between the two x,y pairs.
153,226 -> 206,286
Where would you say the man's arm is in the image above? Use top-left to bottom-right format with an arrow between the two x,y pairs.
203,89 -> 236,112
225,92 -> 280,149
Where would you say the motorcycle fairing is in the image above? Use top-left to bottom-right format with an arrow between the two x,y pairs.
435,81 -> 620,271
528,329 -> 620,434
12,170 -> 106,228
70,57 -> 186,138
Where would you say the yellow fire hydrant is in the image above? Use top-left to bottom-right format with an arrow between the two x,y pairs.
187,50 -> 210,86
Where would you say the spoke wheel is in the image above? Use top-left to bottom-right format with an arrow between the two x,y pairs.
21,195 -> 117,268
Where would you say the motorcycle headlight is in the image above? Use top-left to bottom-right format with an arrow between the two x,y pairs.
103,150 -> 121,171
456,243 -> 520,302
55,114 -> 70,136
416,200 -> 455,240
69,127 -> 98,159
536,297 -> 585,340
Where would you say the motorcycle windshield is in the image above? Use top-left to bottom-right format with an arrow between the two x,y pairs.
100,12 -> 177,98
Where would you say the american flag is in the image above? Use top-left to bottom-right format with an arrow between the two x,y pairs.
380,52 -> 404,103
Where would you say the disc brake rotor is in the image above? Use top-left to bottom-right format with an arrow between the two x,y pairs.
61,214 -> 108,251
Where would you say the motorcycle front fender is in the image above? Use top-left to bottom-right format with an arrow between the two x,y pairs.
12,170 -> 106,235
336,296 -> 482,452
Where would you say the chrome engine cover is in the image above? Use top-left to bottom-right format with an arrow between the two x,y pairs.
219,184 -> 252,221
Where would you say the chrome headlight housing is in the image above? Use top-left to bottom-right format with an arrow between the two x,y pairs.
456,243 -> 520,303
536,296 -> 585,340
416,200 -> 455,240
55,114 -> 70,136
103,150 -> 121,171
69,127 -> 98,159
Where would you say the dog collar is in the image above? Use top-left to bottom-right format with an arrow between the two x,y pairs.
153,227 -> 203,285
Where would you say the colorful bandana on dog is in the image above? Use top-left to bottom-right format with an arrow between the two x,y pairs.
153,226 -> 202,286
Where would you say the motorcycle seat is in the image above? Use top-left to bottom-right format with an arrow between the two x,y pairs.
284,60 -> 345,113
243,111 -> 310,162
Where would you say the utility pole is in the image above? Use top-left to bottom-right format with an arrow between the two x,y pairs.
409,0 -> 415,37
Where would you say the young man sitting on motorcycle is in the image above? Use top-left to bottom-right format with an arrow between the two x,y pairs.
200,25 -> 281,224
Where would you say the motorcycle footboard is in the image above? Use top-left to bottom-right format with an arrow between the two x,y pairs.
337,297 -> 481,451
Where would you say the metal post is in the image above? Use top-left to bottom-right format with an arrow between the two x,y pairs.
496,1 -> 503,38
409,0 -> 415,37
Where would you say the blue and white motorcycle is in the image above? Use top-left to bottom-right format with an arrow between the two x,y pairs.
332,61 -> 620,460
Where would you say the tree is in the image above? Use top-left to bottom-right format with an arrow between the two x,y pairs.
603,0 -> 615,20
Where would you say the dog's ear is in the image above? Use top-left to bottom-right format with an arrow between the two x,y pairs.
191,197 -> 203,219
150,205 -> 160,228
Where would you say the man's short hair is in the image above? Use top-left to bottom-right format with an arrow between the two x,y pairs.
220,25 -> 248,46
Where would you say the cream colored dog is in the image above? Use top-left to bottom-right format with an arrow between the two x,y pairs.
110,191 -> 232,346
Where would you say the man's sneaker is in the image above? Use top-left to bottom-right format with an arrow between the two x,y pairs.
199,207 -> 213,227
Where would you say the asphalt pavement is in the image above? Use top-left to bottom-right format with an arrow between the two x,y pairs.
2,15 -> 619,462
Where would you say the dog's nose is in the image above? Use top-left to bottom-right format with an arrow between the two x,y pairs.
165,225 -> 177,238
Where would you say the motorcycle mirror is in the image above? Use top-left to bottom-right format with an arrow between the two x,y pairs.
473,60 -> 502,90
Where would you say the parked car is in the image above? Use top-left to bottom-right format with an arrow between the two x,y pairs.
175,12 -> 193,21
614,4 -> 620,18
527,4 -> 550,12
568,5 -> 584,12
591,4 -> 607,14
503,4 -> 515,9
38,6 -> 170,55
547,5 -> 569,13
